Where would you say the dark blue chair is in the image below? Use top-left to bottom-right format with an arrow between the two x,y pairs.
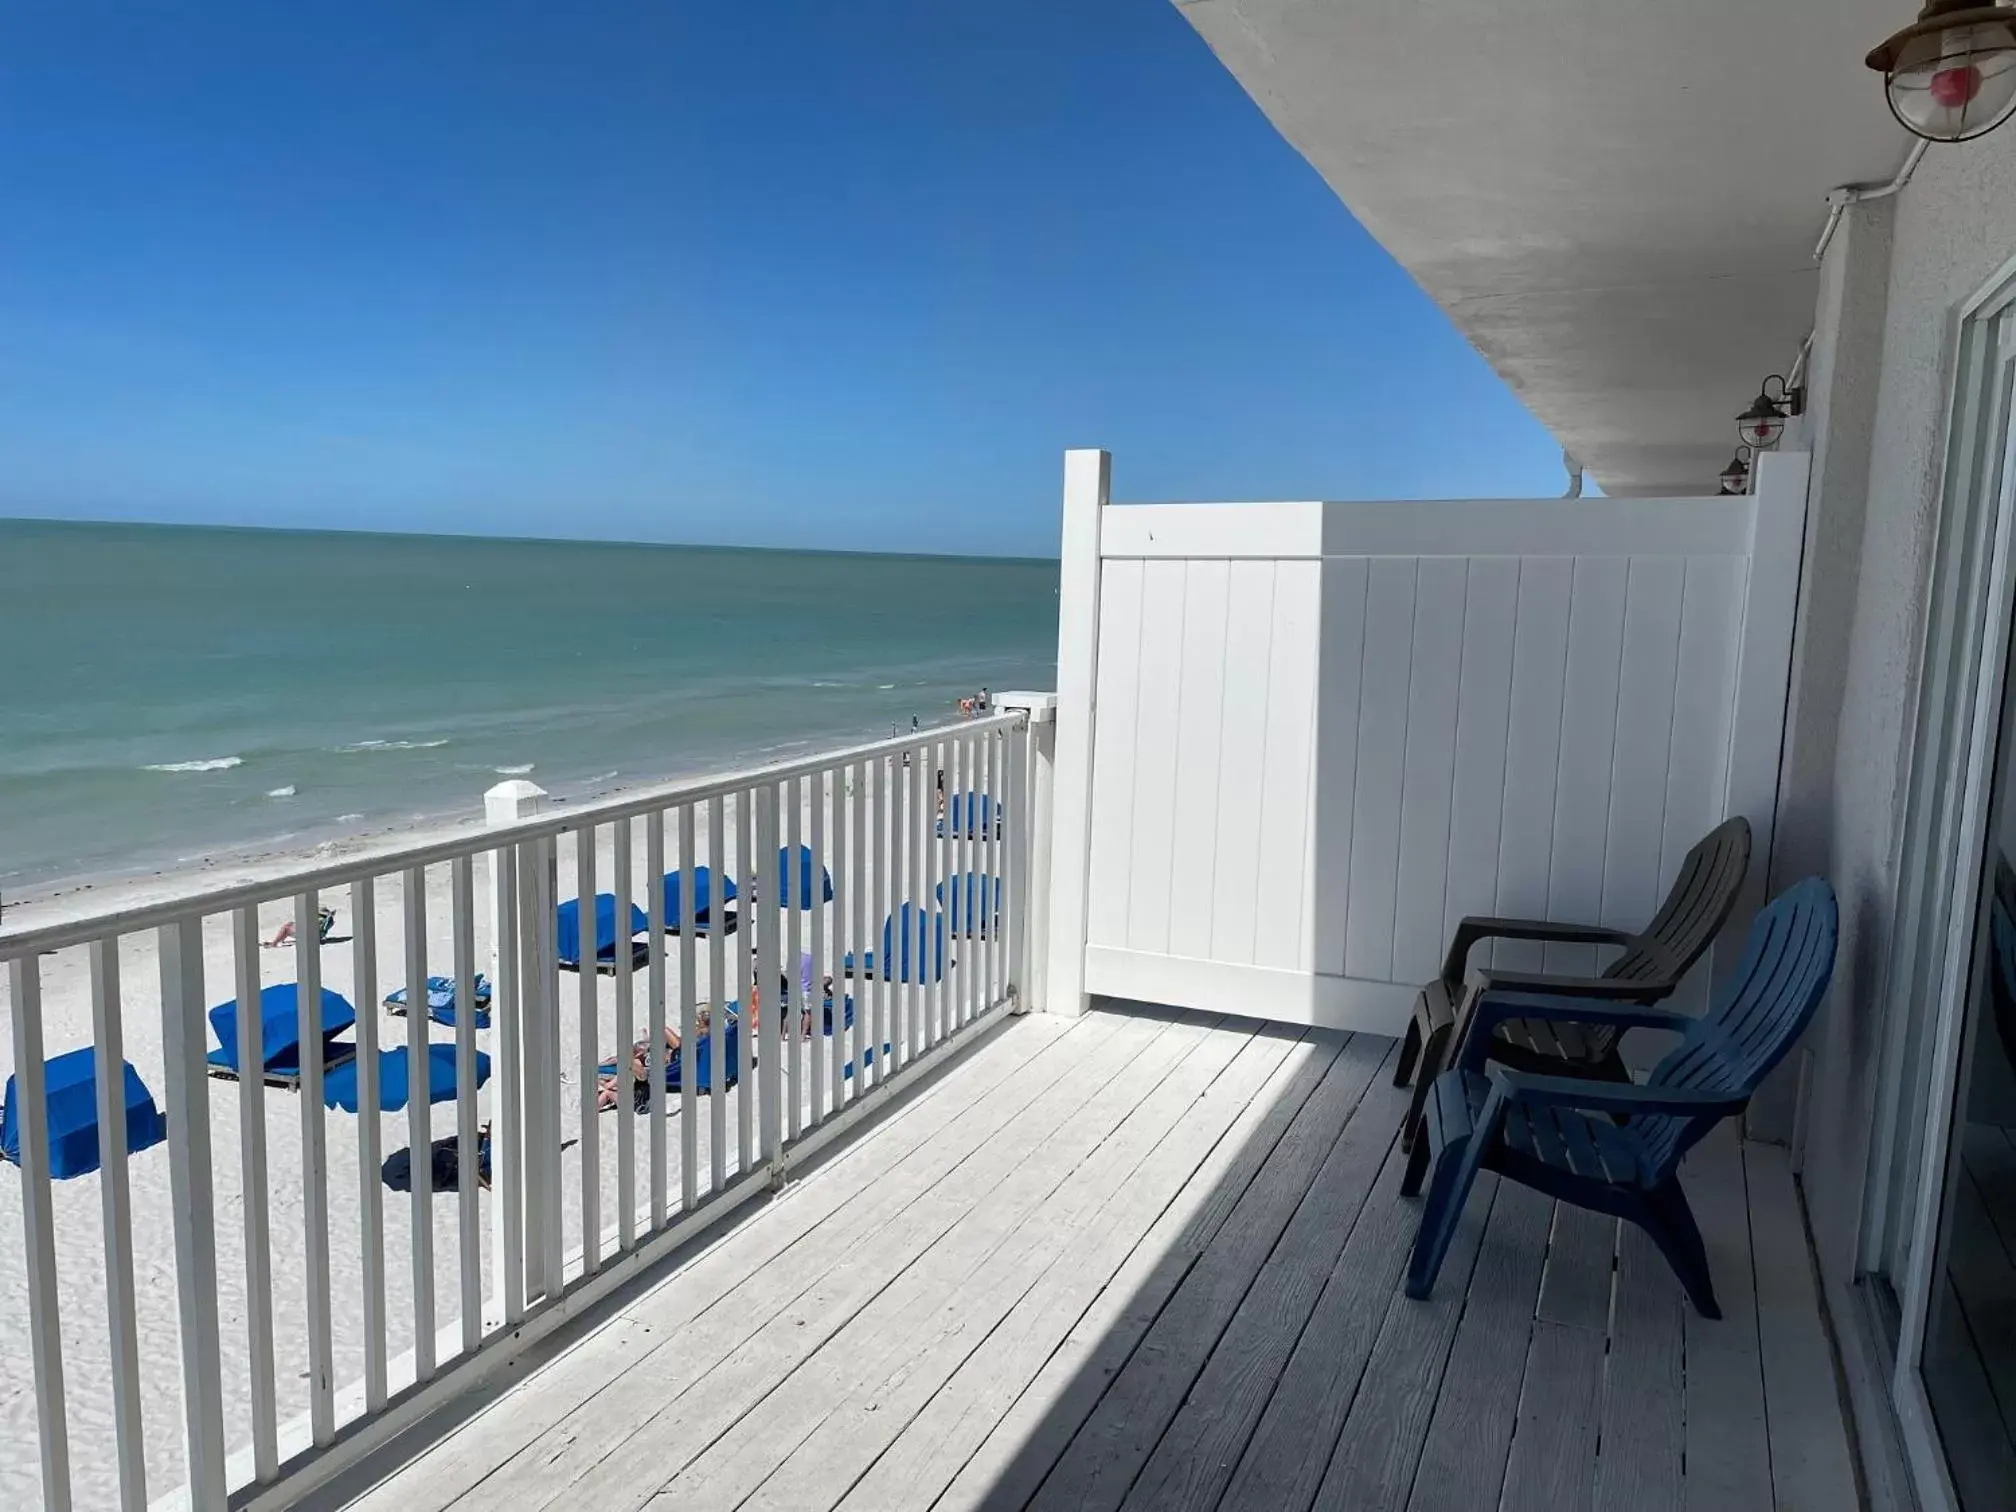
936,873 -> 1001,940
1404,877 -> 1837,1319
772,845 -> 834,909
383,974 -> 492,1029
841,903 -> 949,984
660,867 -> 739,936
937,793 -> 1001,841
2,1049 -> 168,1179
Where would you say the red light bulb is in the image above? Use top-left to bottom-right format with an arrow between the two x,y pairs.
1932,63 -> 1984,109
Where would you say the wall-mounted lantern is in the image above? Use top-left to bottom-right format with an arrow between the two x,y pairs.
1719,447 -> 1754,496
1867,2 -> 2016,142
1736,376 -> 1803,450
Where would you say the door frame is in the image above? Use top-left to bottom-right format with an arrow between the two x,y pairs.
1872,252 -> 2016,1512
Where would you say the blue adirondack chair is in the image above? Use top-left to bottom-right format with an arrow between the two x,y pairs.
1404,876 -> 1837,1319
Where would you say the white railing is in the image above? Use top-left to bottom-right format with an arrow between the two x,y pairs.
0,705 -> 1048,1511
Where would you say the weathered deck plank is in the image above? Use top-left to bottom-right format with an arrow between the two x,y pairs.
1022,1035 -> 1395,1512
1745,1140 -> 1859,1512
342,1017 -> 1858,1512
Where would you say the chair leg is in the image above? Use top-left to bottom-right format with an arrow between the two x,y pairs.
1399,1022 -> 1453,1154
1401,1126 -> 1434,1197
1641,1177 -> 1721,1320
1406,1127 -> 1487,1300
1394,1016 -> 1423,1088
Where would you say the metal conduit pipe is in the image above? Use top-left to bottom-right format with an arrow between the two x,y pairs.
1813,136 -> 1930,264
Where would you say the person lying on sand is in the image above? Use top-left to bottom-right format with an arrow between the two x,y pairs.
264,907 -> 337,948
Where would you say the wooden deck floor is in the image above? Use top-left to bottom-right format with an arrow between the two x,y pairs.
331,1006 -> 1860,1512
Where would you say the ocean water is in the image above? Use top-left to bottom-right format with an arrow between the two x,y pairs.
0,520 -> 1058,896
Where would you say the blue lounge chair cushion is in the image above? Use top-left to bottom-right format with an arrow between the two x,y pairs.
603,1011 -> 743,1102
936,793 -> 1000,840
207,983 -> 359,1074
842,904 -> 948,984
661,867 -> 738,929
323,1045 -> 492,1113
557,895 -> 650,964
2,1048 -> 168,1179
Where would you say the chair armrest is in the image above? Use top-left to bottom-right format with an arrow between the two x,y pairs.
1452,989 -> 1695,1073
1442,916 -> 1637,983
1486,1063 -> 1747,1119
1467,968 -> 1674,1001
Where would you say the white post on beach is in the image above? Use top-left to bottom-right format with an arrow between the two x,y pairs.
485,780 -> 546,1314
997,692 -> 1056,1013
1046,448 -> 1108,1018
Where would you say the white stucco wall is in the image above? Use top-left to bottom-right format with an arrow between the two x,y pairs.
1796,136 -> 2016,1300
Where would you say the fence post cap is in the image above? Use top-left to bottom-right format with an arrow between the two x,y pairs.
995,691 -> 1058,722
485,780 -> 548,824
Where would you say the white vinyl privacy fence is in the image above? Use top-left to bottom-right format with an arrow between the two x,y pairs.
1046,448 -> 1808,1033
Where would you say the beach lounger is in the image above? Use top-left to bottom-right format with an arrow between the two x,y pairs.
1405,878 -> 1837,1317
557,894 -> 651,974
323,1044 -> 491,1113
206,983 -> 359,1089
2,1048 -> 168,1179
660,867 -> 739,936
384,973 -> 493,1028
602,1010 -> 743,1109
770,844 -> 834,908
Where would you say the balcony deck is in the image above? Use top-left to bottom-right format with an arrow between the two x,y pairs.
326,1005 -> 1859,1512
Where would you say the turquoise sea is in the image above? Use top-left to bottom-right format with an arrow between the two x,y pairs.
0,520 -> 1058,897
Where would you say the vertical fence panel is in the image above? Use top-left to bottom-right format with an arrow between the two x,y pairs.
810,774 -> 828,1126
613,819 -> 636,1252
349,878 -> 387,1410
653,809 -> 674,1225
297,887 -> 338,1436
738,793 -> 756,1174
403,869 -> 435,1380
675,806 -> 697,1213
159,919 -> 228,1502
451,855 -> 482,1353
708,794 -> 728,1193
871,757 -> 889,1089
787,777 -> 805,1140
573,827 -> 599,1272
489,843 -> 525,1323
230,906 -> 282,1467
10,955 -> 71,1512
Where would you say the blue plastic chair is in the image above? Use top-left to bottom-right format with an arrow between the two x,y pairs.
1404,877 -> 1837,1319
936,793 -> 1000,841
841,903 -> 949,984
556,895 -> 650,970
936,873 -> 1002,940
772,845 -> 834,909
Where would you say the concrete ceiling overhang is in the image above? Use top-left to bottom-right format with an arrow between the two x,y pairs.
1174,0 -> 1914,495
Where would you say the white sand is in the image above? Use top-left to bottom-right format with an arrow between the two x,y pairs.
0,765 -> 1000,1507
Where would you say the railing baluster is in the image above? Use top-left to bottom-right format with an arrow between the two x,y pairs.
231,906 -> 282,1468
489,844 -> 525,1322
402,868 -> 434,1381
675,805 -> 696,1213
87,939 -> 147,1510
159,917 -> 228,1502
875,754 -> 892,1087
787,775 -> 805,1141
934,735 -> 951,1043
810,770 -> 829,1125
349,878 -> 387,1411
954,737 -> 971,1031
898,748 -> 915,1071
295,886 -> 338,1439
757,782 -> 783,1167
574,826 -> 600,1271
524,835 -> 564,1300
613,819 -> 636,1253
651,809 -> 673,1226
983,733 -> 1000,1008
830,765 -> 850,1110
1006,719 -> 1029,1010
451,855 -> 482,1354
707,793 -> 728,1194
738,792 -> 756,1174
9,955 -> 71,1512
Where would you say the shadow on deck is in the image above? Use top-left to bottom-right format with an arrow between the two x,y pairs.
313,1004 -> 1860,1512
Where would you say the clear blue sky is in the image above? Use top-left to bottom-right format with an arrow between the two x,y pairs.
0,1 -> 1568,557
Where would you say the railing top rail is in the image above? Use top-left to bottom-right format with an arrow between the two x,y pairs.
1,711 -> 1028,959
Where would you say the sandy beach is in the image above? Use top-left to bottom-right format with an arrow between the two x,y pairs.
0,764 -> 1001,1508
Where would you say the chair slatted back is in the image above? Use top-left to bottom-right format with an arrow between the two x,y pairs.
1600,816 -> 1752,986
1633,877 -> 1837,1182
